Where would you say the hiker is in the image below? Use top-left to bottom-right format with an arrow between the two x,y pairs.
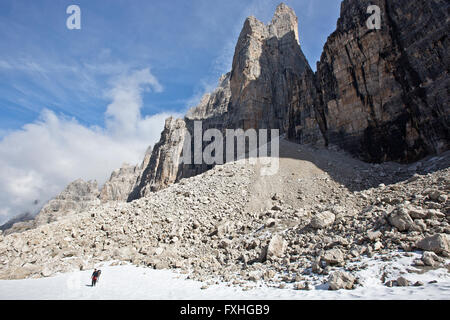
91,269 -> 99,287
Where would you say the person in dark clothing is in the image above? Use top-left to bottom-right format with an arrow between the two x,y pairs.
91,269 -> 99,287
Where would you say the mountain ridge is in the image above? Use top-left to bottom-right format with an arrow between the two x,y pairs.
2,1 -> 449,234
0,3 -> 449,293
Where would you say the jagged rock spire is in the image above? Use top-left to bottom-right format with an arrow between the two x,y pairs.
270,3 -> 299,42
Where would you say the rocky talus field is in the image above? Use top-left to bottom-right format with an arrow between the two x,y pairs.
1,140 -> 448,291
0,1 -> 448,296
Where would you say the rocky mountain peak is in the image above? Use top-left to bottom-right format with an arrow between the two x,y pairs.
109,163 -> 138,179
140,145 -> 153,170
238,3 -> 299,42
3,1 -> 448,240
186,72 -> 231,120
58,179 -> 100,201
33,178 -> 101,226
270,2 -> 299,42
128,117 -> 187,200
99,162 -> 142,202
229,3 -> 310,132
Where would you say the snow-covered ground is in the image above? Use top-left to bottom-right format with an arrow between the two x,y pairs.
0,252 -> 449,300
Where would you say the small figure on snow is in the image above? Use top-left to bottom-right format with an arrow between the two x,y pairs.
91,269 -> 101,287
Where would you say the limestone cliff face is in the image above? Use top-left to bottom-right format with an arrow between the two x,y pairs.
185,3 -> 319,141
128,118 -> 187,200
131,1 -> 449,202
34,179 -> 100,226
99,163 -> 142,202
315,0 -> 450,162
99,147 -> 152,202
133,3 -> 316,200
140,146 -> 153,171
186,73 -> 231,120
7,2 -> 448,231
227,3 -> 318,139
170,4 -> 319,184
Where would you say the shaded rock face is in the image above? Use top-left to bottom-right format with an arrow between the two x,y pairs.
140,146 -> 153,172
34,179 -> 100,226
315,0 -> 450,163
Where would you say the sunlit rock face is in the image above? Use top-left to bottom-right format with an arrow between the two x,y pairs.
99,163 -> 142,202
132,1 -> 450,203
228,3 -> 320,143
128,117 -> 187,200
7,2 -> 448,234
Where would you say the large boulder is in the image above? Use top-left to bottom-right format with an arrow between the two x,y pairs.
416,234 -> 450,257
407,207 -> 428,219
265,234 -> 287,260
328,271 -> 355,290
322,249 -> 345,266
388,207 -> 415,231
396,277 -> 410,287
311,211 -> 335,229
421,251 -> 444,267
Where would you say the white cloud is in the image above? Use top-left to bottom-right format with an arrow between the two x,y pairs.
0,68 -> 182,225
105,68 -> 163,137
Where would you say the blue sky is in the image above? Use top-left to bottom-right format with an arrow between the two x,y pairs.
0,0 -> 342,223
0,0 -> 341,133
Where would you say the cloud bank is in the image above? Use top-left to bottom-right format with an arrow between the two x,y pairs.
0,68 -> 181,224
